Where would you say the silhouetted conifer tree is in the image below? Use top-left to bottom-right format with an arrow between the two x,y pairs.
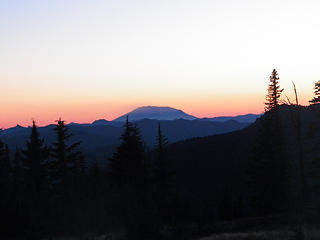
50,118 -> 85,234
248,69 -> 288,215
153,124 -> 175,227
0,135 -> 12,235
10,147 -> 27,236
13,147 -> 23,189
108,117 -> 150,240
20,121 -> 50,238
50,119 -> 83,191
22,121 -> 50,195
85,160 -> 108,234
0,138 -> 10,184
265,69 -> 283,112
309,80 -> 320,105
12,147 -> 24,203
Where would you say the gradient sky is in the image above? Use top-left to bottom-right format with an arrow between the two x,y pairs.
1,0 -> 320,128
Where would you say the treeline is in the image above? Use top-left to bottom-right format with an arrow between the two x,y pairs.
247,70 -> 320,239
2,69 -> 320,239
0,118 -> 178,239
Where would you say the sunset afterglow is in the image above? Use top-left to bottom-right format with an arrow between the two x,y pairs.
1,0 -> 319,128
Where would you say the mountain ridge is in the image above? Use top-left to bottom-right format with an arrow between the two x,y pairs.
1,106 -> 261,130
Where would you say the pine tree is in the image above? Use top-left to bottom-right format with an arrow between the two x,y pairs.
11,147 -> 27,235
22,121 -> 50,196
108,117 -> 150,240
108,118 -> 146,189
12,147 -> 24,194
248,69 -> 288,215
50,118 -> 84,191
309,80 -> 320,105
0,135 -> 12,235
153,124 -> 175,226
0,137 -> 11,193
20,121 -> 50,238
86,160 -> 108,233
0,138 -> 10,183
265,69 -> 284,112
50,118 -> 85,234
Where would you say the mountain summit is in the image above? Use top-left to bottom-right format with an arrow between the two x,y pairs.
113,106 -> 197,121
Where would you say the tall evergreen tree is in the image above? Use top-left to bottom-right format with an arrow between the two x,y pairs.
108,117 -> 150,240
0,137 -> 10,181
265,69 -> 284,112
12,147 -> 24,194
20,121 -> 50,238
108,118 -> 146,189
0,134 -> 12,236
0,137 -> 10,185
11,147 -> 27,236
309,80 -> 320,105
22,121 -> 50,196
153,124 -> 174,226
50,118 -> 85,234
50,118 -> 84,191
248,69 -> 288,215
86,160 -> 108,234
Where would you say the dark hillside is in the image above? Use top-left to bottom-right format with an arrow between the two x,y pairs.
165,104 -> 320,223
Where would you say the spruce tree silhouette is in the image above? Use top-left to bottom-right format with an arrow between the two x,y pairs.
50,118 -> 85,234
11,147 -> 27,235
309,80 -> 320,105
51,118 -> 83,191
12,147 -> 23,192
86,160 -> 108,234
265,69 -> 284,112
21,120 -> 50,238
108,116 -> 150,240
0,135 -> 12,236
248,69 -> 288,215
153,124 -> 175,227
22,121 -> 49,196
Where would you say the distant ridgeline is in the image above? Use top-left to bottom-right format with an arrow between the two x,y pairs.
1,106 -> 260,165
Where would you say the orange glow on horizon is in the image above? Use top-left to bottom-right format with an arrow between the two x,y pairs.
1,91 -> 312,129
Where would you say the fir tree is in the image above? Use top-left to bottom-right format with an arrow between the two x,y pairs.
309,80 -> 320,105
11,147 -> 27,235
108,117 -> 150,240
248,69 -> 288,215
12,147 -> 24,194
265,69 -> 284,112
108,118 -> 147,189
0,135 -> 12,236
86,160 -> 108,233
0,138 -> 10,183
0,137 -> 11,194
50,118 -> 84,191
20,121 -> 50,238
21,121 -> 50,195
153,124 -> 175,226
50,118 -> 85,234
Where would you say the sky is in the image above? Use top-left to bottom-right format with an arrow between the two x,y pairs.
1,0 -> 320,128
